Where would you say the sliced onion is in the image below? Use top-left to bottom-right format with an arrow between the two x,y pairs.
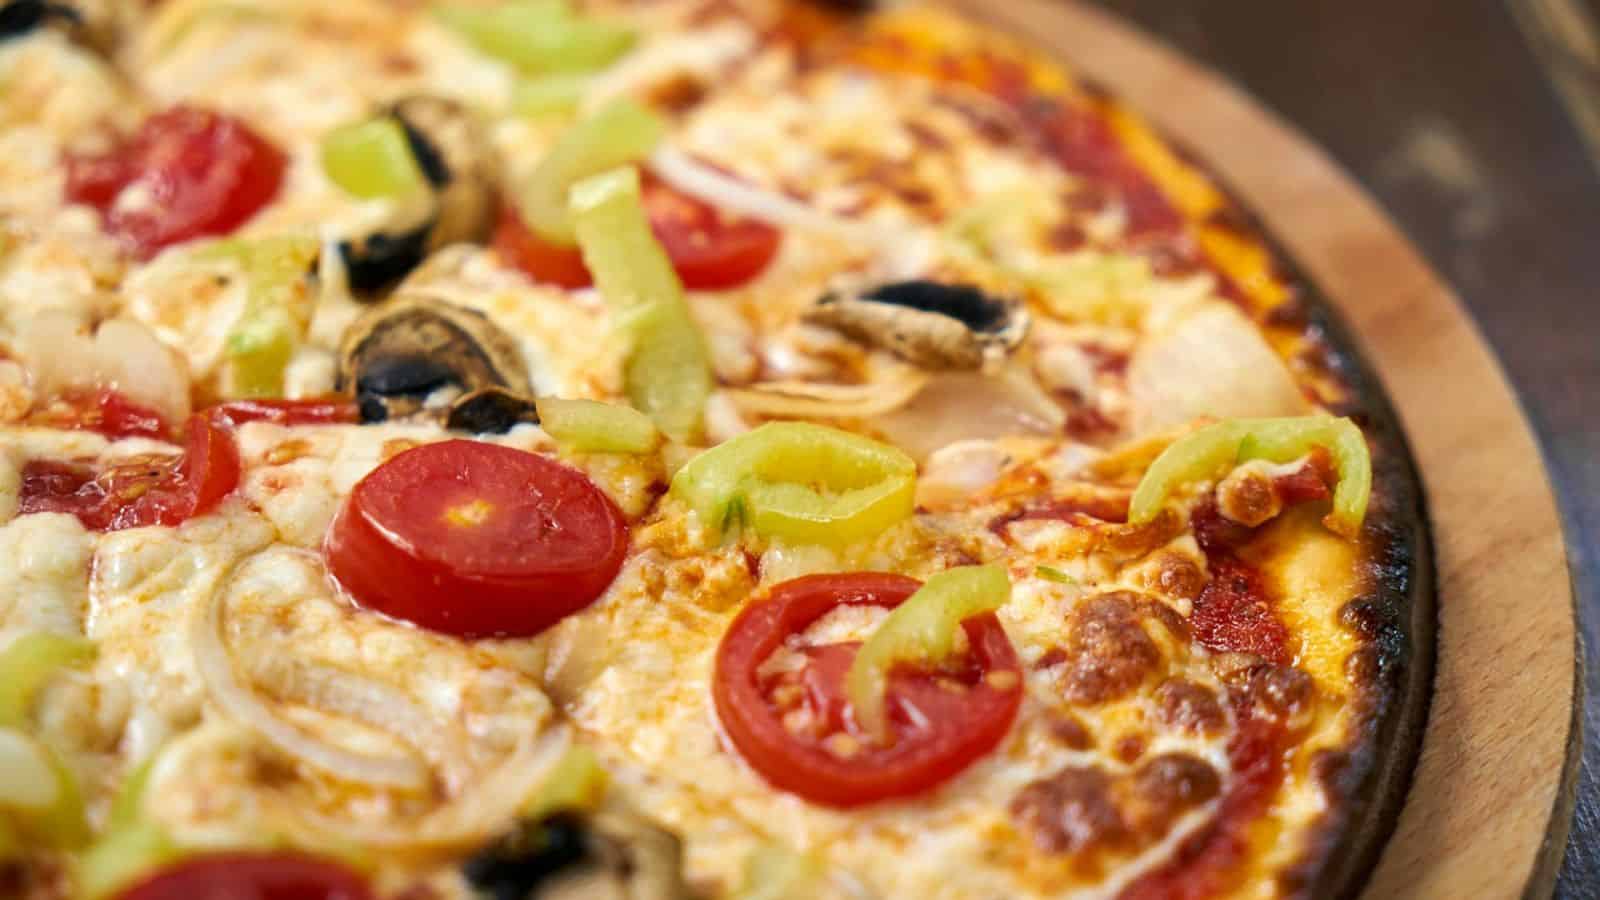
291,725 -> 570,851
875,366 -> 1067,462
916,440 -> 1012,510
726,370 -> 929,421
240,653 -> 469,783
649,146 -> 881,242
190,558 -> 431,791
1127,301 -> 1308,434
12,312 -> 192,424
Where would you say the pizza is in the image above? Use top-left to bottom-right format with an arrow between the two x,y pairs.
0,2 -> 1432,899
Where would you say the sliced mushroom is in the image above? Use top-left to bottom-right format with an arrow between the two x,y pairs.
337,296 -> 533,428
339,96 -> 497,294
463,810 -> 692,900
803,279 -> 1028,370
1,0 -> 117,53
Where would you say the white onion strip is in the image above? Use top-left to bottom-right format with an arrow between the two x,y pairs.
242,653 -> 471,784
726,370 -> 929,420
190,558 -> 431,791
649,146 -> 883,242
292,725 -> 570,851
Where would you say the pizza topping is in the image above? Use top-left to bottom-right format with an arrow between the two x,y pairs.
1129,415 -> 1372,537
1046,592 -> 1163,706
1,0 -> 115,53
11,313 -> 192,425
436,1 -> 636,74
109,853 -> 375,900
871,366 -> 1067,461
649,145 -> 869,241
0,727 -> 88,850
463,810 -> 689,900
1127,303 -> 1309,434
714,573 -> 1022,807
324,440 -> 628,638
845,564 -> 1012,743
19,414 -> 241,532
65,106 -> 286,258
445,387 -> 543,434
669,422 -> 916,548
571,166 -> 713,442
333,97 -> 497,293
1191,558 -> 1290,666
804,280 -> 1029,371
200,235 -> 322,399
203,398 -> 360,428
0,631 -> 95,729
535,396 -> 661,455
520,99 -> 666,246
336,297 -> 532,426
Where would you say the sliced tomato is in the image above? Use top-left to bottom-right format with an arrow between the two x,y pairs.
65,106 -> 287,258
493,175 -> 781,291
115,852 -> 374,900
18,414 -> 241,532
324,440 -> 629,638
205,398 -> 360,428
32,389 -> 172,441
713,573 -> 1023,808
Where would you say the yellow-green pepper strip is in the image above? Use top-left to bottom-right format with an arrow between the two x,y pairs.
522,745 -> 610,821
76,822 -> 179,900
536,397 -> 660,454
205,236 -> 321,399
0,728 -> 90,849
320,117 -> 427,200
670,422 -> 917,547
734,844 -> 824,900
845,564 -> 1011,744
512,74 -> 590,118
523,99 -> 665,245
0,632 -> 96,729
571,166 -> 711,443
435,1 -> 635,73
1129,415 -> 1371,538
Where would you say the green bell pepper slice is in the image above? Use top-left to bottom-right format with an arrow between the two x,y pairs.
571,166 -> 711,443
1129,415 -> 1371,538
521,99 -> 665,245
522,744 -> 610,821
845,564 -> 1012,743
320,117 -> 427,200
0,632 -> 96,729
536,397 -> 660,454
75,822 -> 179,900
0,728 -> 89,850
436,1 -> 634,74
670,422 -> 917,548
203,236 -> 321,399
512,74 -> 590,118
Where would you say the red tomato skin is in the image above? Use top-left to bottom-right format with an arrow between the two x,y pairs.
205,398 -> 361,428
324,440 -> 629,638
114,852 -> 374,900
65,106 -> 287,258
493,177 -> 781,291
714,573 -> 1023,808
491,204 -> 593,289
38,389 -> 172,441
17,414 -> 240,532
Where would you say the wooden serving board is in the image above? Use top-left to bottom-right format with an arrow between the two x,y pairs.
937,2 -> 1582,897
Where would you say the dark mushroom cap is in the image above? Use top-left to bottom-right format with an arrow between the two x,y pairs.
462,810 -> 690,900
1,0 -> 116,52
804,279 -> 1029,370
339,97 -> 497,294
337,296 -> 531,426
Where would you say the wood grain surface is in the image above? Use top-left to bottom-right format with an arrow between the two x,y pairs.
936,1 -> 1583,897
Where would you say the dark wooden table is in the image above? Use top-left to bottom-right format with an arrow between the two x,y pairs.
1087,1 -> 1600,894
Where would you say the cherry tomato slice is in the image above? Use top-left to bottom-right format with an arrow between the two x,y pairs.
115,852 -> 374,900
324,440 -> 629,638
205,398 -> 360,428
18,414 -> 241,532
65,106 -> 287,258
29,389 -> 172,441
493,175 -> 781,291
713,573 -> 1023,808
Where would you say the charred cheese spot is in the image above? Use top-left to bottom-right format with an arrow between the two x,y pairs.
1053,592 -> 1161,706
1010,753 -> 1220,858
1154,678 -> 1226,735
